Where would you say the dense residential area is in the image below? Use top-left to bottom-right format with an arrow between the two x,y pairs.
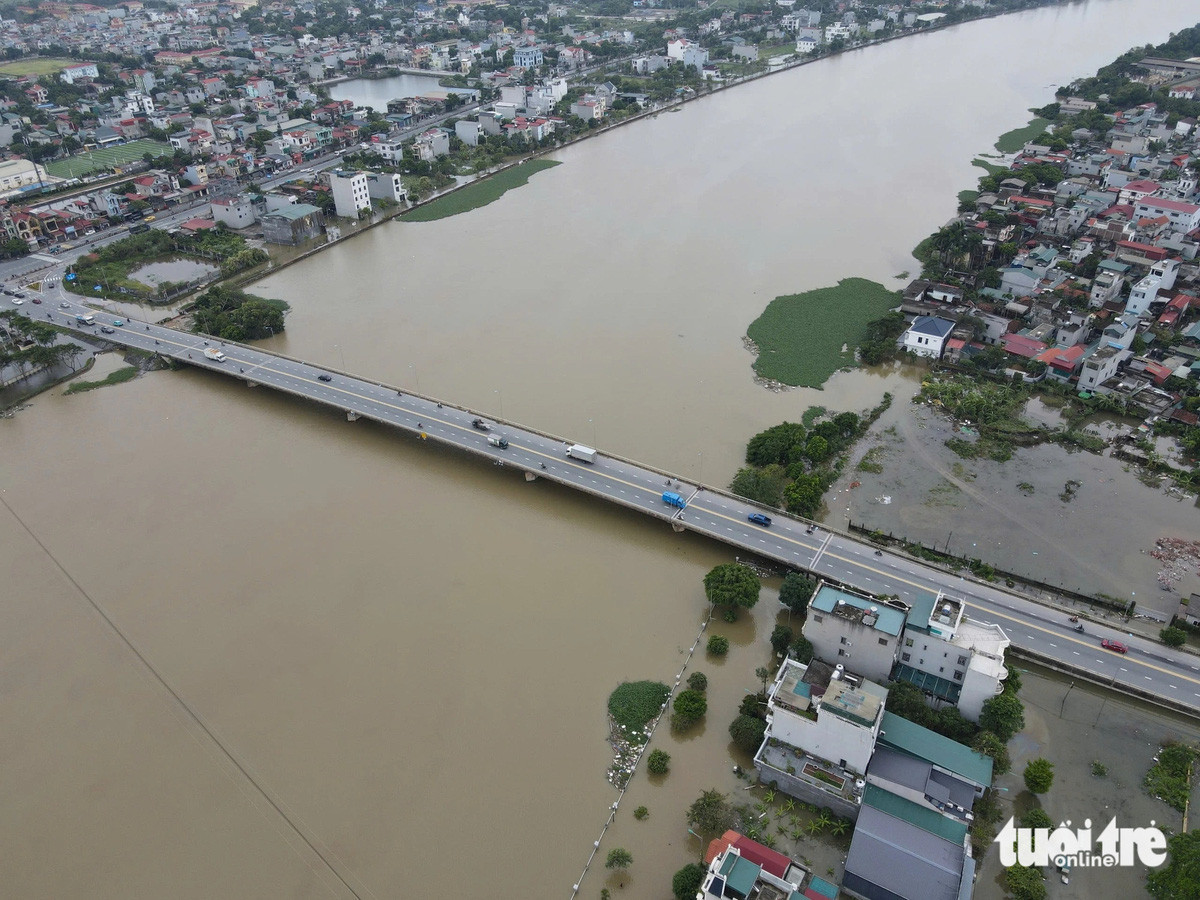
0,0 -> 1078,247
4,5 -> 1200,900
894,34 -> 1200,481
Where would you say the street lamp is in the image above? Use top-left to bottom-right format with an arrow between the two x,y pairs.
334,343 -> 345,370
697,450 -> 703,485
494,388 -> 503,418
589,417 -> 596,446
409,363 -> 420,391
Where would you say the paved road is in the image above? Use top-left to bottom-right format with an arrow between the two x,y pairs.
13,288 -> 1200,717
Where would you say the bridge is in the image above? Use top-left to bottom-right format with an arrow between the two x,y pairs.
19,291 -> 1200,719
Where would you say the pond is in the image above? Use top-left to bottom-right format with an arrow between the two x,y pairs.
128,259 -> 218,287
328,73 -> 455,110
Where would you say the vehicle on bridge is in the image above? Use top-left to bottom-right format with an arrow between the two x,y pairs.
1101,639 -> 1128,654
75,314 -> 94,326
487,435 -> 509,449
662,491 -> 686,509
472,418 -> 492,431
566,444 -> 596,463
203,347 -> 227,362
747,513 -> 773,527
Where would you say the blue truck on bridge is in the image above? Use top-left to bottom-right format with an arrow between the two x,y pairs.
662,491 -> 686,509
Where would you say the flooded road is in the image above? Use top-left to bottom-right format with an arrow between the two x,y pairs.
329,72 -> 456,109
5,1 -> 1200,896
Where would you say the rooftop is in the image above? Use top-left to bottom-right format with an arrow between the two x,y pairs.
810,584 -> 906,637
878,712 -> 993,788
819,678 -> 883,728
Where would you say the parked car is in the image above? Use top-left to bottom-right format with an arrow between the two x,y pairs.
1101,639 -> 1128,654
747,513 -> 773,527
10,297 -> 23,305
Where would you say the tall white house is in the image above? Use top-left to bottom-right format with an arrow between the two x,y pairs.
329,170 -> 370,218
802,582 -> 1009,722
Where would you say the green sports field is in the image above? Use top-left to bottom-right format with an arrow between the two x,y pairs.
45,140 -> 172,179
0,57 -> 74,77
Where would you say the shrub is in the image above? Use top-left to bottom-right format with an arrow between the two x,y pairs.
1161,626 -> 1187,648
789,635 -> 814,663
1023,758 -> 1055,794
647,749 -> 671,775
633,806 -> 649,820
673,689 -> 708,728
605,848 -> 632,870
1020,808 -> 1053,830
687,671 -> 708,692
707,635 -> 730,656
673,863 -> 705,900
729,714 -> 768,754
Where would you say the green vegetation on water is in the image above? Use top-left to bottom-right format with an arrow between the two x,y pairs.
993,117 -> 1050,154
402,159 -> 561,223
45,139 -> 173,179
957,189 -> 980,206
608,680 -> 670,731
971,158 -> 1009,177
746,277 -> 900,388
65,366 -> 139,394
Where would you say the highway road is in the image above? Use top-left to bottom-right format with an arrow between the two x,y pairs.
13,286 -> 1200,718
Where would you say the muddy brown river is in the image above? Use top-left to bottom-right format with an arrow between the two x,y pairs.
4,2 -> 1200,897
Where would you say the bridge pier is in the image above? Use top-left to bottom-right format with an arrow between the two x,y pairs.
346,411 -> 359,421
244,380 -> 257,388
524,471 -> 539,482
672,521 -> 686,533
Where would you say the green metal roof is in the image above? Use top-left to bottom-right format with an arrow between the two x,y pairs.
892,663 -> 963,704
879,712 -> 993,788
719,852 -> 761,895
862,784 -> 969,844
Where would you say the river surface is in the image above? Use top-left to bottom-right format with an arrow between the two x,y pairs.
4,2 -> 1200,897
329,72 -> 455,109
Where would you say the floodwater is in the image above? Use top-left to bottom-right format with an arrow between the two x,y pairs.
128,258 -> 218,286
5,1 -> 1200,897
827,375 -> 1200,614
328,72 -> 455,110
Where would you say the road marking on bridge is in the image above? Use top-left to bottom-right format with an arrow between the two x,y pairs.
66,316 -> 1200,702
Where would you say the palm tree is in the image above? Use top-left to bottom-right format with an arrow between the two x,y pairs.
782,799 -> 796,814
806,819 -> 824,836
817,810 -> 834,829
790,826 -> 804,841
762,789 -> 776,805
830,818 -> 850,837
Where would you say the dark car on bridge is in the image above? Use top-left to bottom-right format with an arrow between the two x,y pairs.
748,513 -> 772,527
318,374 -> 332,382
472,418 -> 492,431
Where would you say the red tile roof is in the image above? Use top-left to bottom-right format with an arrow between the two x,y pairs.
1003,334 -> 1048,358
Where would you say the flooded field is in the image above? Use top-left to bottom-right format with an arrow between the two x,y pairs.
128,258 -> 218,287
975,662 -> 1200,900
827,372 -> 1200,615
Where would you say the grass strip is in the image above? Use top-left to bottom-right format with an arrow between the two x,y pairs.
65,366 -> 139,394
402,159 -> 560,223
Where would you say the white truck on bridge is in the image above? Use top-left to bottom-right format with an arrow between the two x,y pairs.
203,347 -> 226,362
566,444 -> 596,463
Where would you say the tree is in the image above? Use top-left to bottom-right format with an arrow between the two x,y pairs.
1020,808 -> 1053,831
789,634 -> 814,663
687,671 -> 707,692
1005,863 -> 1047,900
779,572 -> 816,616
673,689 -> 707,728
707,635 -> 729,656
673,863 -> 706,900
755,666 -> 772,695
979,691 -> 1025,742
1023,757 -> 1055,794
647,749 -> 670,775
687,789 -> 737,838
1148,830 -> 1200,900
1161,626 -> 1187,648
805,434 -> 829,462
770,625 -> 793,656
703,563 -> 761,619
971,731 -> 1012,776
729,714 -> 767,754
605,847 -> 632,870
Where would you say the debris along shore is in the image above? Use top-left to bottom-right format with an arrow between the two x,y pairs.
605,713 -> 656,789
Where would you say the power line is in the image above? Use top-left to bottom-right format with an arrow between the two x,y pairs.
0,492 -> 366,900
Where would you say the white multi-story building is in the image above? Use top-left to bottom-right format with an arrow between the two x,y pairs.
764,660 -> 885,776
364,172 -> 406,205
1134,197 -> 1200,235
894,594 -> 1010,722
60,62 -> 99,84
329,170 -> 370,218
804,584 -> 906,683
